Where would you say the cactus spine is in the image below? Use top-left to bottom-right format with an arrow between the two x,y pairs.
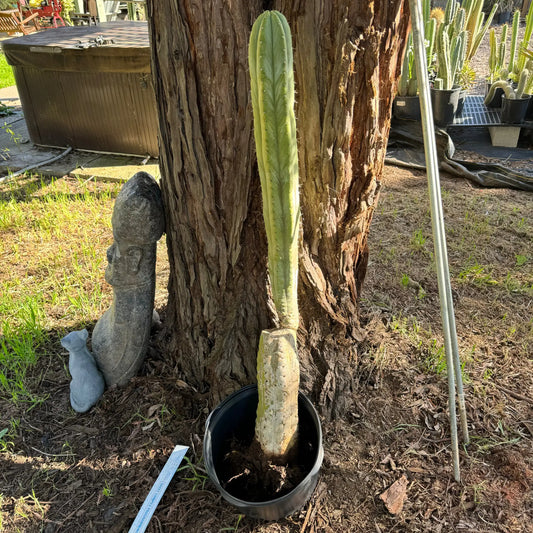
249,10 -> 300,460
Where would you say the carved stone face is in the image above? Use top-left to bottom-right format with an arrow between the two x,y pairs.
105,240 -> 143,287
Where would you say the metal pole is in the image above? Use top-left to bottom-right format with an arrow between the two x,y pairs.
407,0 -> 468,481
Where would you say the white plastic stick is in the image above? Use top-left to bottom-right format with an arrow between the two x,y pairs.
128,444 -> 189,533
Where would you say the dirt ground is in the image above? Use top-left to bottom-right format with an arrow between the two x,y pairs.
0,162 -> 531,533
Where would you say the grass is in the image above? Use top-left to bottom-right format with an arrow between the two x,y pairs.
0,52 -> 15,90
0,175 -> 120,403
364,171 -> 532,391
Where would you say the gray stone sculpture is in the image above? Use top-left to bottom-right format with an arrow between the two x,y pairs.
92,171 -> 165,387
61,329 -> 105,413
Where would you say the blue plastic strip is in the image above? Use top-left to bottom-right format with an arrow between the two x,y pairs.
128,444 -> 189,533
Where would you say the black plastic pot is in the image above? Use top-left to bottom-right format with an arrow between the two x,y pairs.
204,385 -> 323,521
501,95 -> 531,124
456,90 -> 467,116
430,86 -> 461,127
393,95 -> 421,121
525,95 -> 533,121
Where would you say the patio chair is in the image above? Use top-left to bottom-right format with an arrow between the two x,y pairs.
0,9 -> 40,35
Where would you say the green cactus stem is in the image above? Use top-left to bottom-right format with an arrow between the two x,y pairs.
444,0 -> 458,26
436,22 -> 465,90
485,69 -> 532,105
515,69 -> 531,98
425,17 -> 437,70
508,10 -> 520,78
249,10 -> 300,331
465,0 -> 498,61
249,10 -> 301,461
488,29 -> 497,82
484,80 -> 514,105
525,61 -> 533,95
398,35 -> 418,96
516,4 -> 533,74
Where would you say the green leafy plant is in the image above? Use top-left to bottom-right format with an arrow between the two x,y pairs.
102,481 -> 113,498
177,457 -> 208,491
249,10 -> 300,461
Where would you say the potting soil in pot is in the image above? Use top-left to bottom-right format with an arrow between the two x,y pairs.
217,416 -> 317,502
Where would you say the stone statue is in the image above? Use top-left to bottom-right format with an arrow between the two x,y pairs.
61,329 -> 105,413
92,171 -> 165,387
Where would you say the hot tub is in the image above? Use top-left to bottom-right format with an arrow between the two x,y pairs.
1,21 -> 158,157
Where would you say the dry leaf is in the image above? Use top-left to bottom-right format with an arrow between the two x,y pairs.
380,474 -> 408,514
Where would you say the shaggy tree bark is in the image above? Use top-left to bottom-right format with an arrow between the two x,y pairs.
147,0 -> 409,419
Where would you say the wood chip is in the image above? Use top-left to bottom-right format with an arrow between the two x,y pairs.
379,474 -> 408,515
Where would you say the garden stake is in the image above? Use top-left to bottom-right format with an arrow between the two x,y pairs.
408,0 -> 469,482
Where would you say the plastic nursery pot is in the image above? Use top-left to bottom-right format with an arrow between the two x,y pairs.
203,385 -> 324,521
430,86 -> 461,127
525,95 -> 533,121
501,95 -> 531,124
393,95 -> 421,121
456,90 -> 467,116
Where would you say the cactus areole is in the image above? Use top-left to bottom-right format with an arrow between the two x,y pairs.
249,10 -> 301,461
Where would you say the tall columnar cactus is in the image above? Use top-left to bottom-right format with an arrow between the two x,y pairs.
435,23 -> 465,90
488,27 -> 507,83
398,35 -> 418,96
434,0 -> 468,90
249,10 -> 300,460
464,0 -> 499,61
508,10 -> 521,78
516,4 -> 533,75
444,0 -> 458,26
425,16 -> 437,70
526,60 -> 533,95
249,10 -> 299,331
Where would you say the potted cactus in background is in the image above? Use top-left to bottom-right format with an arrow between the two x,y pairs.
203,10 -> 323,521
485,24 -> 509,106
430,0 -> 467,126
485,65 -> 533,123
393,0 -> 436,121
394,34 -> 421,120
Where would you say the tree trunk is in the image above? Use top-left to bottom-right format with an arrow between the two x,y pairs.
147,0 -> 409,419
